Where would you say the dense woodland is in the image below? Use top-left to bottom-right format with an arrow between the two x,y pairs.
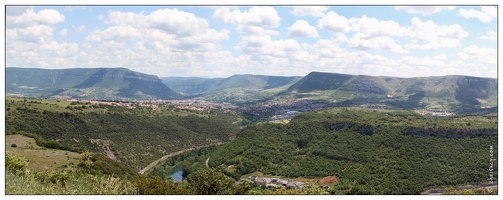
205,108 -> 498,194
4,98 -> 498,195
5,98 -> 241,169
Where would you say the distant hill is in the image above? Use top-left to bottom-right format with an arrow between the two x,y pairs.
162,75 -> 302,94
6,67 -> 180,100
284,71 -> 497,113
161,77 -> 224,94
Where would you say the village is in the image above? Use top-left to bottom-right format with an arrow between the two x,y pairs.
244,176 -> 331,190
246,176 -> 304,189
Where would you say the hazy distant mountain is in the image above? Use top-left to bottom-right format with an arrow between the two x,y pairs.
6,67 -> 179,100
162,74 -> 302,94
286,71 -> 497,113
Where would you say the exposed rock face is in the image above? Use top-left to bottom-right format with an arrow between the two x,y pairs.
402,127 -> 497,138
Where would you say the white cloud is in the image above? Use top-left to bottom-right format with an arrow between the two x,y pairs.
348,34 -> 409,54
480,30 -> 496,40
291,6 -> 328,17
7,25 -> 54,44
212,6 -> 281,27
85,26 -> 142,43
59,28 -> 68,39
457,45 -> 496,65
235,26 -> 278,36
405,17 -> 468,49
395,6 -> 455,15
100,8 -> 229,51
317,11 -> 350,34
76,25 -> 85,32
348,15 -> 406,38
288,20 -> 318,38
302,38 -> 348,57
459,6 -> 497,23
106,9 -> 214,37
7,8 -> 65,28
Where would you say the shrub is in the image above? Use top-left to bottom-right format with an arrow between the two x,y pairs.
11,144 -> 17,147
6,151 -> 27,174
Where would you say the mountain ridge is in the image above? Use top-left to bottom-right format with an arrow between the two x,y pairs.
6,67 -> 179,100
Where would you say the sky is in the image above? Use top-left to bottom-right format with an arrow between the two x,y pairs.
4,1 -> 499,78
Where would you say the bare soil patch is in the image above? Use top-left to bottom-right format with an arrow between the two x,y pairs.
6,135 -> 81,172
319,176 -> 339,185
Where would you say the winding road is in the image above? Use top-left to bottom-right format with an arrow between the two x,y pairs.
205,157 -> 210,168
139,142 -> 222,175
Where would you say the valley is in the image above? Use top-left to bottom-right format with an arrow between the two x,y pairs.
4,67 -> 498,195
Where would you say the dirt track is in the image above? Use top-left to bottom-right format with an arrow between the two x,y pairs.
139,142 -> 222,174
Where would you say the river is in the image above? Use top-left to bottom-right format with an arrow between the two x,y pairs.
168,165 -> 184,182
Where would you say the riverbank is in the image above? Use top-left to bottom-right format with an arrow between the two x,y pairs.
139,142 -> 223,175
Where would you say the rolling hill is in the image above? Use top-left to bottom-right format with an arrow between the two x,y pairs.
6,67 -> 180,100
282,72 -> 497,114
162,75 -> 302,94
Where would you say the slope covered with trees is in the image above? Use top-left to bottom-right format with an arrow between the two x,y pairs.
283,72 -> 497,114
5,98 -> 241,170
6,67 -> 180,100
207,108 -> 498,194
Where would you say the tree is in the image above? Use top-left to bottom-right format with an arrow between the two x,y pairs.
186,168 -> 235,194
80,151 -> 94,169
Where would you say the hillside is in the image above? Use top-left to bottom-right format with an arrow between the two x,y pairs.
162,75 -> 302,94
5,98 -> 242,170
282,72 -> 497,114
207,108 -> 498,194
6,67 -> 180,100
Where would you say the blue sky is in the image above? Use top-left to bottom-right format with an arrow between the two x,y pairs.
4,2 -> 498,78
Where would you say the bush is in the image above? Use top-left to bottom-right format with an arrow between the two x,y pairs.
6,151 -> 27,174
11,144 -> 17,147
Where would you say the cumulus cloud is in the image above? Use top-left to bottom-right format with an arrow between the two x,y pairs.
237,35 -> 304,58
76,25 -> 85,32
291,6 -> 328,17
59,28 -> 68,39
459,6 -> 497,23
302,38 -> 348,57
348,34 -> 409,54
480,30 -> 496,40
457,45 -> 496,65
348,15 -> 407,38
317,11 -> 350,34
7,8 -> 65,28
86,26 -> 141,43
235,26 -> 278,36
405,17 -> 469,49
212,6 -> 281,27
395,6 -> 455,15
288,20 -> 318,38
96,8 -> 229,51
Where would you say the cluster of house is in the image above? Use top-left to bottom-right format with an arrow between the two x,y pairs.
248,176 -> 303,189
270,110 -> 300,120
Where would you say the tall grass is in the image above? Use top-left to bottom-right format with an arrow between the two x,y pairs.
5,151 -> 136,195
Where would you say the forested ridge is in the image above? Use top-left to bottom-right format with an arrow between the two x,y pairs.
5,98 -> 241,170
206,108 -> 497,194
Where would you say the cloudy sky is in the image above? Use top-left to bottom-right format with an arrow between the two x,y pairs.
4,3 -> 498,78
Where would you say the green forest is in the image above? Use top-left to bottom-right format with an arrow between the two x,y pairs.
205,108 -> 498,194
4,98 -> 498,195
5,98 -> 242,169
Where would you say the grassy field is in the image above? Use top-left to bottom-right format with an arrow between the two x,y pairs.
6,135 -> 81,172
6,97 -> 107,114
